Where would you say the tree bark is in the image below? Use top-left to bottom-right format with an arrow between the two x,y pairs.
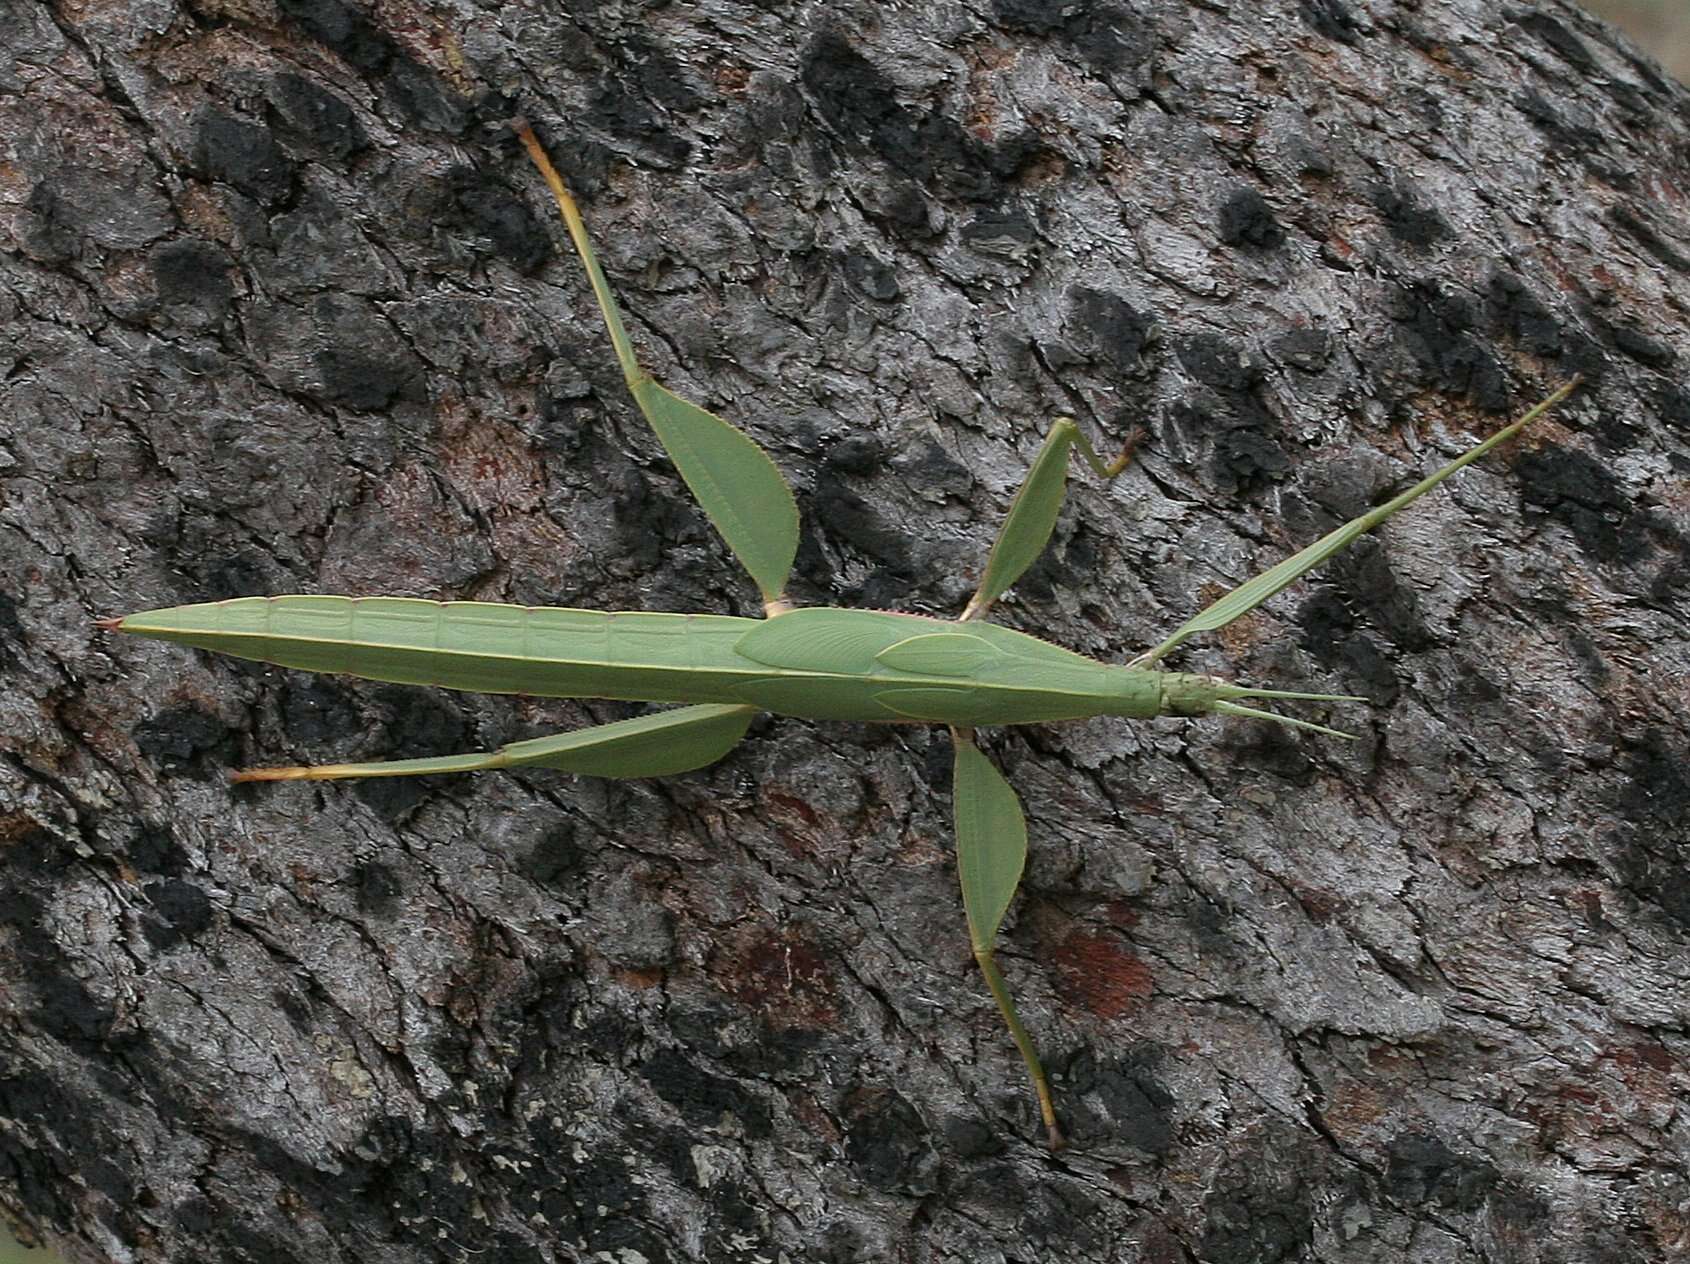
4,1 -> 1688,1260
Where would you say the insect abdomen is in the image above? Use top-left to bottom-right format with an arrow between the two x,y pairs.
116,596 -> 763,702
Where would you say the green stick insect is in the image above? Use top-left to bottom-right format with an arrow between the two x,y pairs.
103,121 -> 1579,1148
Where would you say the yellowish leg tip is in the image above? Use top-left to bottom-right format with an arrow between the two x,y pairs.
229,766 -> 320,783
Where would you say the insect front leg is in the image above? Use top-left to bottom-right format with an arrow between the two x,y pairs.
1131,380 -> 1579,667
960,418 -> 1140,621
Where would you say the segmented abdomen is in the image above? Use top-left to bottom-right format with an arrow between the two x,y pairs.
120,596 -> 763,702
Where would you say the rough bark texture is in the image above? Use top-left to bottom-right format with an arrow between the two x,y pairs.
4,1 -> 1689,1261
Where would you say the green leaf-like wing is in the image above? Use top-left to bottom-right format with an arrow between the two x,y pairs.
875,632 -> 1001,676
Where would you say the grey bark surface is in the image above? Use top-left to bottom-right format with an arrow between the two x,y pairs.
3,1 -> 1689,1260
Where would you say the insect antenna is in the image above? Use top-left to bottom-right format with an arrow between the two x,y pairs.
1210,700 -> 1357,740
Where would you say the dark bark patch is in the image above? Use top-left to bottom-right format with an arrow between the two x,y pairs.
1485,271 -> 1563,358
1371,183 -> 1450,249
1300,0 -> 1363,44
1515,90 -> 1606,160
1296,589 -> 1400,703
354,862 -> 402,917
824,433 -> 889,478
273,988 -> 314,1035
614,465 -> 716,574
807,473 -> 918,576
1219,187 -> 1285,251
535,376 -> 596,455
277,0 -> 465,133
941,1114 -> 1005,1158
1170,388 -> 1290,498
1200,1131 -> 1316,1263
440,165 -> 554,270
198,551 -> 277,603
1173,336 -> 1289,492
1609,729 -> 1690,931
729,1026 -> 826,1079
1272,326 -> 1333,372
268,73 -> 367,161
696,1177 -> 776,1260
1390,281 -> 1509,410
487,1231 -> 547,1264
1608,206 -> 1690,274
127,824 -> 189,877
666,1002 -> 824,1078
961,206 -> 1037,259
133,706 -> 236,773
314,345 -> 425,412
1649,546 -> 1690,608
518,824 -> 587,889
280,678 -> 361,749
840,250 -> 900,300
0,825 -> 71,876
1239,725 -> 1322,784
502,1127 -> 638,1245
277,0 -> 394,72
587,80 -> 693,169
1320,540 -> 1435,654
791,514 -> 837,595
1060,1046 -> 1174,1155
339,1113 -> 484,1246
801,33 -> 1047,207
615,32 -> 705,115
141,879 -> 214,950
193,111 -> 295,205
867,182 -> 942,241
1022,1182 -> 1105,1250
172,1194 -> 216,1238
563,1155 -> 671,1258
898,435 -> 972,497
0,593 -> 21,673
840,1084 -> 934,1192
0,1072 -> 110,1228
1661,382 -> 1690,445
2,889 -> 125,1049
991,0 -> 1153,75
1385,1132 -> 1499,1210
1514,446 -> 1652,565
640,1047 -> 774,1137
1177,332 -> 1265,394
1605,321 -> 1675,369
507,964 -> 585,1070
1513,10 -> 1597,75
1212,423 -> 1292,493
34,973 -> 120,1049
1187,894 -> 1235,956
151,239 -> 234,319
348,687 -> 471,816
1069,287 -> 1160,376
22,182 -> 78,263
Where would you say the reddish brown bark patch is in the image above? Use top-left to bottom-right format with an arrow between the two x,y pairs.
709,925 -> 840,1029
1051,929 -> 1153,1020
